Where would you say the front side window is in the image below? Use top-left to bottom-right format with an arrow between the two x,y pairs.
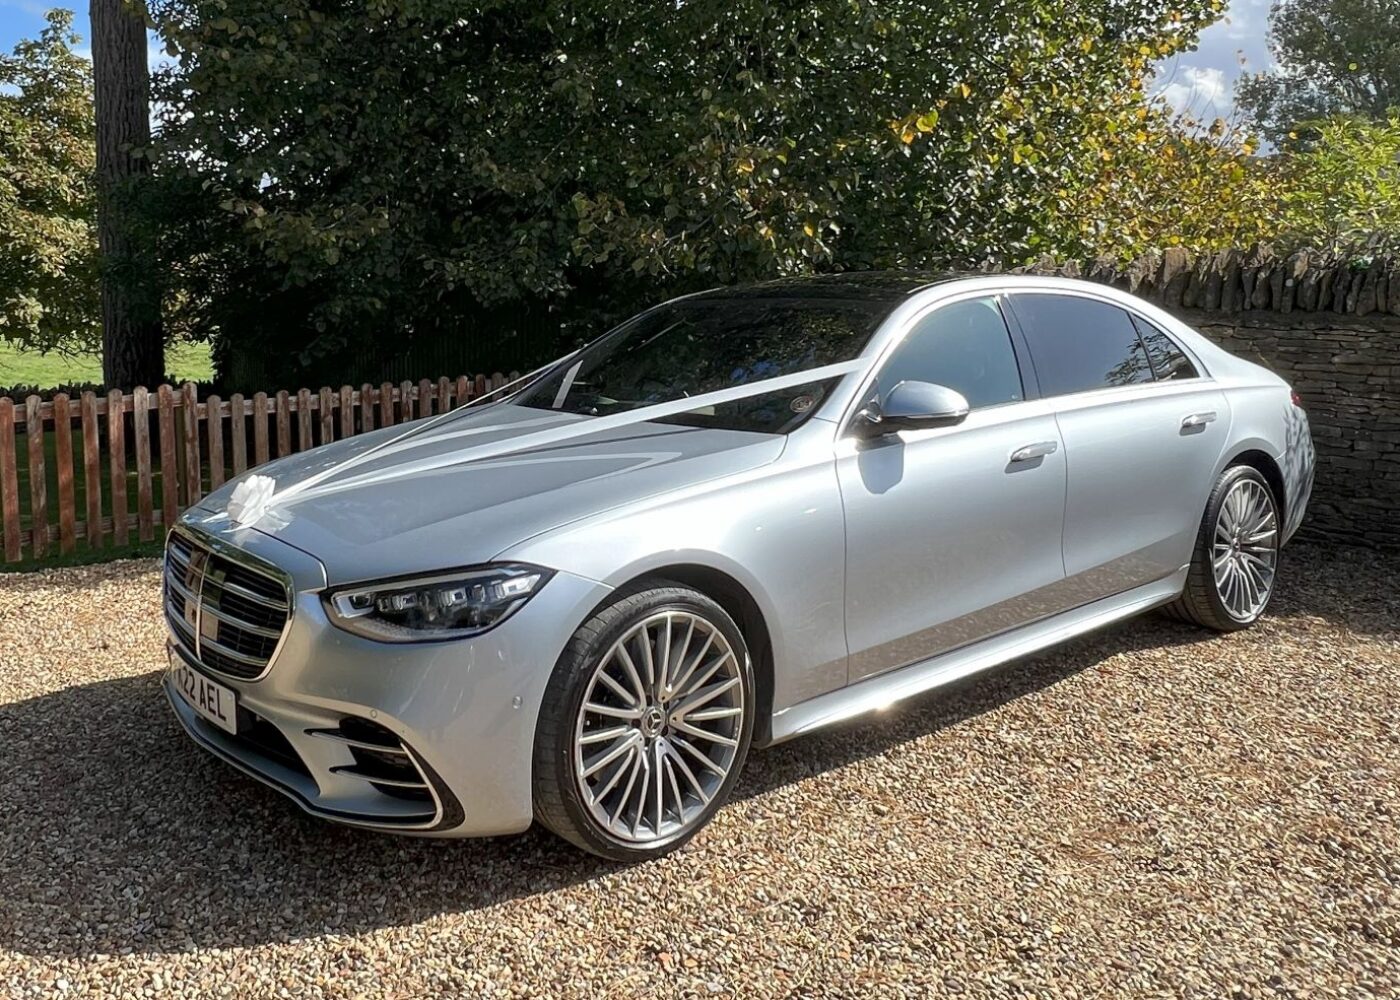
515,296 -> 892,433
874,297 -> 1025,408
1131,316 -> 1199,380
1011,294 -> 1154,396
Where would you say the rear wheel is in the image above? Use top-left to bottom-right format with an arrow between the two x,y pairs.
533,584 -> 754,861
1165,465 -> 1280,632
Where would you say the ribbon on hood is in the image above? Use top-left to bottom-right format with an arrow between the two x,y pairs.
223,357 -> 865,527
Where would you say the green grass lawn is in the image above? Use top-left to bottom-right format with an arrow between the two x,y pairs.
0,341 -> 214,391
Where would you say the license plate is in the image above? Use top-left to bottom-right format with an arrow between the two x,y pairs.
169,655 -> 238,735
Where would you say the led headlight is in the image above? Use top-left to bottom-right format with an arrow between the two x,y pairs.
324,564 -> 553,642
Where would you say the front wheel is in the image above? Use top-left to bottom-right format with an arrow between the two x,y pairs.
1165,465 -> 1280,632
532,583 -> 754,861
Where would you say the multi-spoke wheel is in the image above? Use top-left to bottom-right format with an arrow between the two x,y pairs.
1211,477 -> 1278,621
533,584 -> 754,860
1165,465 -> 1281,632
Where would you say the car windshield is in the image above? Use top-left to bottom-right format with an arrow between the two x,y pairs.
514,296 -> 890,433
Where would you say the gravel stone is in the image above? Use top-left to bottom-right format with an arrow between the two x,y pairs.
0,543 -> 1396,998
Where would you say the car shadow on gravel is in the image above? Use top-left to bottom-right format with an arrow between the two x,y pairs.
0,613 -> 1218,959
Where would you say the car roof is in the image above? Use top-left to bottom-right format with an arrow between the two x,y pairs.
688,271 -> 973,305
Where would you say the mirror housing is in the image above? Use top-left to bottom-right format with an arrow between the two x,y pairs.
855,380 -> 970,436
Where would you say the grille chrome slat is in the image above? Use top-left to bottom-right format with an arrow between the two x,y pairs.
194,601 -> 284,639
164,565 -> 199,604
163,528 -> 292,682
196,633 -> 270,668
211,577 -> 287,611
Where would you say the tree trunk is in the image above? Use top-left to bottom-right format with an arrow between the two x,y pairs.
91,0 -> 163,390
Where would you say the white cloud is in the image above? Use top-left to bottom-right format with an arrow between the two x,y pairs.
1152,0 -> 1275,120
1158,65 -> 1230,116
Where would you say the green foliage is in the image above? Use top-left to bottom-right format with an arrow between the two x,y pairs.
1277,116 -> 1400,248
0,10 -> 99,354
1067,104 -> 1280,258
1071,106 -> 1400,259
1236,0 -> 1400,143
145,0 -> 1224,384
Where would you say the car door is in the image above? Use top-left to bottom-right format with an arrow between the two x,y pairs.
837,293 -> 1069,683
1006,292 -> 1230,600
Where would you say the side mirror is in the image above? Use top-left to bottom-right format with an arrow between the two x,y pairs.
855,381 -> 970,436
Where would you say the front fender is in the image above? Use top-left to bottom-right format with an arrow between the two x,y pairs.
494,454 -> 851,713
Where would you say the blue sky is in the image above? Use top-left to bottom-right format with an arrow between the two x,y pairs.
2,0 -> 1272,118
1156,0 -> 1274,121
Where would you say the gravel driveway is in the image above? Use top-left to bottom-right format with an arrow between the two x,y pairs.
1,544 -> 1397,998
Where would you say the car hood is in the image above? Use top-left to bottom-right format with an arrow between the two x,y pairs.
193,402 -> 786,584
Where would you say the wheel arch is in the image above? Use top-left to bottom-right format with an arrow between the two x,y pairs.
599,562 -> 777,746
1222,447 -> 1287,528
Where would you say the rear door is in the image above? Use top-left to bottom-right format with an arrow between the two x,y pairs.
1006,292 -> 1229,599
838,293 -> 1069,682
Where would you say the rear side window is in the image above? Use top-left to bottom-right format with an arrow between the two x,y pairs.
1131,316 -> 1199,380
1011,294 -> 1155,396
875,297 -> 1024,408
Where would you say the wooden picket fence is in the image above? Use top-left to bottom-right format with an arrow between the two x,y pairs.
0,372 -> 518,565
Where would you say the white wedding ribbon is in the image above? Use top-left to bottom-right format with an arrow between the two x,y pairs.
235,357 -> 865,524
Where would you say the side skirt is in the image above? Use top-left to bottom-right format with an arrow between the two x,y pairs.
766,568 -> 1188,745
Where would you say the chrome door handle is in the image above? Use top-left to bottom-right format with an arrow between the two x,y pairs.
1009,440 -> 1058,463
1181,411 -> 1217,429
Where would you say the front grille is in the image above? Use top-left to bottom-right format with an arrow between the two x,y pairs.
164,530 -> 292,681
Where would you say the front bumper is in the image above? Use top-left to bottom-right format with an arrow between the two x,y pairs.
163,518 -> 612,837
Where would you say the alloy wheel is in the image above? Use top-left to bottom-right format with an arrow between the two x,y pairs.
1212,477 -> 1278,621
573,610 -> 744,845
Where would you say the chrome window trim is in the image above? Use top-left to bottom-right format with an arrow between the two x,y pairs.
164,523 -> 296,683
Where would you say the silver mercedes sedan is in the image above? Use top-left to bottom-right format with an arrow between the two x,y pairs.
163,273 -> 1315,859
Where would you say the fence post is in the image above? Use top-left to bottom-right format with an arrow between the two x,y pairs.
206,393 -> 225,490
107,389 -> 129,547
297,389 -> 313,451
275,390 -> 291,457
360,384 -> 375,432
455,376 -> 469,409
132,387 -> 154,542
25,396 -> 47,559
82,391 -> 103,549
252,392 -> 270,466
157,384 -> 179,534
230,393 -> 248,476
0,400 -> 21,562
339,385 -> 354,438
52,394 -> 76,554
181,383 -> 202,506
399,380 -> 413,424
380,382 -> 395,427
319,387 -> 334,444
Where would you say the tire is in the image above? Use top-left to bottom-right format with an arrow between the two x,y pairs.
533,582 -> 755,861
1163,465 -> 1281,632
